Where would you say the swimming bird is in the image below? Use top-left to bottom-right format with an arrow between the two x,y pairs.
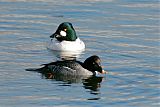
27,55 -> 106,76
47,22 -> 85,51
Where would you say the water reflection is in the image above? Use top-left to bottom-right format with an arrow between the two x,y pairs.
47,49 -> 84,60
39,69 -> 104,95
83,76 -> 103,93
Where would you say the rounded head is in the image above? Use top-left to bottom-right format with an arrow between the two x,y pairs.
83,55 -> 103,74
50,22 -> 77,41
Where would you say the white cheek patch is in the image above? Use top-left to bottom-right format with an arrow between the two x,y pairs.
60,30 -> 66,37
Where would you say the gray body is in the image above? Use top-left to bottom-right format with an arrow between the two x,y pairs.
46,61 -> 93,76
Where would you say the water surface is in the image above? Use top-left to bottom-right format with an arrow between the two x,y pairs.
0,0 -> 159,107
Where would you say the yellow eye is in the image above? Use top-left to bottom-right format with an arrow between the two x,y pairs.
64,28 -> 67,31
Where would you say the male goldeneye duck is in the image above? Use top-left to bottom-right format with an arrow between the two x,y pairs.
47,22 -> 85,51
27,55 -> 106,76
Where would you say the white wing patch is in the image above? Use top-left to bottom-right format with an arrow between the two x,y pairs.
63,66 -> 76,71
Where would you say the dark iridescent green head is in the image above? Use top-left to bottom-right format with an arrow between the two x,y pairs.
50,22 -> 77,41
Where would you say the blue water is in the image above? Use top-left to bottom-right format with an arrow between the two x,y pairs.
0,0 -> 159,107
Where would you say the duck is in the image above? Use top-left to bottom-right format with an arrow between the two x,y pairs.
47,22 -> 85,51
27,55 -> 106,76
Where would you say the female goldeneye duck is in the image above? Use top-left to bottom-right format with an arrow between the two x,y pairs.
28,55 -> 106,76
47,22 -> 85,51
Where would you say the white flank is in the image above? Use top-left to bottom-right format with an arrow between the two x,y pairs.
47,38 -> 85,51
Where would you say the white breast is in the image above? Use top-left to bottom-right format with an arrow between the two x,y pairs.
47,38 -> 85,51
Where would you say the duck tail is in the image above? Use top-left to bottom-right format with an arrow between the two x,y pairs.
25,68 -> 41,71
25,66 -> 46,73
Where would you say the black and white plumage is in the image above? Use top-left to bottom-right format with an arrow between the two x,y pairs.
27,55 -> 105,76
41,61 -> 93,76
47,22 -> 85,51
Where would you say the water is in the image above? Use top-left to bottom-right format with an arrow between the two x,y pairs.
0,0 -> 159,107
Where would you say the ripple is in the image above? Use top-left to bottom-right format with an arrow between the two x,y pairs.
0,0 -> 159,107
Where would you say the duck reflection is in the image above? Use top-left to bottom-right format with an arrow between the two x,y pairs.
83,76 -> 103,93
39,69 -> 104,93
48,49 -> 84,60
